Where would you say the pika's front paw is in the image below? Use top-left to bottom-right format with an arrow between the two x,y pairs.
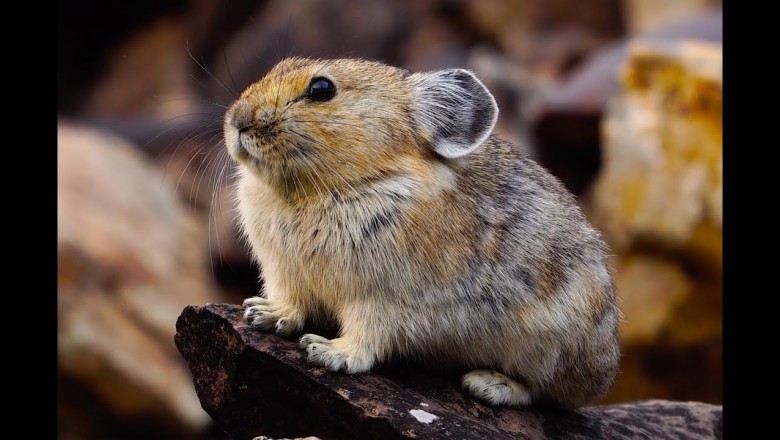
462,370 -> 532,407
299,334 -> 374,374
242,296 -> 302,337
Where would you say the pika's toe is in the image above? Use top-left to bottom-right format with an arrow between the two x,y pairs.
462,370 -> 532,406
243,296 -> 269,307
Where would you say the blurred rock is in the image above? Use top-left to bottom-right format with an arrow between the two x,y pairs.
602,253 -> 722,404
613,255 -> 693,344
526,7 -> 722,195
590,40 -> 722,255
471,0 -> 625,36
466,0 -> 624,82
81,15 -> 198,119
457,0 -> 626,157
187,0 -> 266,78
58,122 -> 228,438
466,47 -> 534,150
400,10 -> 470,72
57,0 -> 189,115
622,0 -> 721,34
209,0 -> 417,103
74,1 -> 266,119
586,40 -> 722,404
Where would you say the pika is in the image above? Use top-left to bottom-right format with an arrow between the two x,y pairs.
224,57 -> 620,408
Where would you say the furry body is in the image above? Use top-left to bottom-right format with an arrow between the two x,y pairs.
226,57 -> 621,408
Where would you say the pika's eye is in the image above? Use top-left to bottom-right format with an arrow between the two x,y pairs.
307,77 -> 336,102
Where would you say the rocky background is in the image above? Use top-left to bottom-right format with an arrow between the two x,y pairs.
57,0 -> 722,438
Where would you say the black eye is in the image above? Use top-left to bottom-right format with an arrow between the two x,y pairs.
307,77 -> 336,102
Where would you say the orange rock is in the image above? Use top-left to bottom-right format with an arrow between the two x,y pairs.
591,40 -> 722,257
613,254 -> 693,344
598,253 -> 722,404
587,40 -> 722,404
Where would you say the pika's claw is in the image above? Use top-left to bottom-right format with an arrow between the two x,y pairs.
299,334 -> 374,373
242,296 -> 303,336
244,306 -> 278,330
299,333 -> 331,349
274,317 -> 296,337
243,296 -> 268,307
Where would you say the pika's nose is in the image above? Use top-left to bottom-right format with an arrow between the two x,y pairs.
228,100 -> 254,132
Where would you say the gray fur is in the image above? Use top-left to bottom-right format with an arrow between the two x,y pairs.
409,69 -> 498,158
228,58 -> 621,409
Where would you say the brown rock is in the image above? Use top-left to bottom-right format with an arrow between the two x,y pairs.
462,0 -> 624,131
208,0 -> 417,102
600,254 -> 722,404
613,255 -> 693,344
74,0 -> 261,119
466,0 -> 625,58
80,15 -> 198,119
80,113 -> 253,295
175,304 -> 723,440
57,122 -> 228,438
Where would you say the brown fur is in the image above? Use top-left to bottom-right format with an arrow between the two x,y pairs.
225,57 -> 621,408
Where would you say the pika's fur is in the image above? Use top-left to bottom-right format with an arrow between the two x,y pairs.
224,57 -> 621,408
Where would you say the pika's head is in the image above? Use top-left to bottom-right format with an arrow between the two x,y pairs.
224,57 -> 497,191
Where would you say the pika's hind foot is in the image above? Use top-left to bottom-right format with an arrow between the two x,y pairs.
299,334 -> 375,374
462,370 -> 532,406
243,296 -> 303,337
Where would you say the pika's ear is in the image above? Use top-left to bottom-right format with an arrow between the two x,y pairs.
409,69 -> 498,158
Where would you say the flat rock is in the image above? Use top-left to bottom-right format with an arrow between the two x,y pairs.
175,303 -> 722,440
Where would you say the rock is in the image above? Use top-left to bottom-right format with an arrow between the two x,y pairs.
66,0 -> 262,119
590,39 -> 722,255
175,304 -> 723,440
602,254 -> 722,404
208,0 -> 417,103
622,0 -> 721,34
587,34 -> 723,320
526,7 -> 722,194
465,0 -> 624,79
585,40 -> 722,405
58,122 -> 228,438
77,110 -> 259,297
80,15 -> 197,119
57,1 -> 189,114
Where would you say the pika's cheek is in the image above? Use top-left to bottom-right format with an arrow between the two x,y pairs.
224,126 -> 242,158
